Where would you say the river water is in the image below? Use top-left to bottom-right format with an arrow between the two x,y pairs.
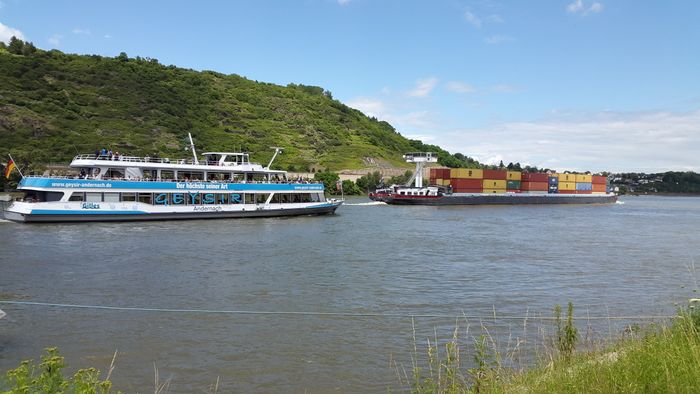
0,195 -> 699,392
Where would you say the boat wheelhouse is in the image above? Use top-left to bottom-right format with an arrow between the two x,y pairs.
4,139 -> 342,222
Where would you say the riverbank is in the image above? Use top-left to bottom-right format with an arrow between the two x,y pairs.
407,307 -> 700,393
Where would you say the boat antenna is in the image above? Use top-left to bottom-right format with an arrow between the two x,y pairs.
188,133 -> 199,165
266,147 -> 283,169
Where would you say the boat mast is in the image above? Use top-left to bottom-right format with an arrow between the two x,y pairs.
403,152 -> 437,187
188,133 -> 199,165
266,147 -> 283,169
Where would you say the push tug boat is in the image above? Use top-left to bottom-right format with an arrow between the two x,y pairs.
369,153 -> 617,205
4,135 -> 342,222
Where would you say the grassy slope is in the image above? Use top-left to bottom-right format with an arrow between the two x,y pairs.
0,49 -> 419,171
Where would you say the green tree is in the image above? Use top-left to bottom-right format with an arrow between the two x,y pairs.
7,36 -> 24,54
314,171 -> 340,194
22,41 -> 37,55
341,179 -> 361,195
356,171 -> 382,192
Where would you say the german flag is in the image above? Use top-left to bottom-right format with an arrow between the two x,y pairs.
4,158 -> 16,179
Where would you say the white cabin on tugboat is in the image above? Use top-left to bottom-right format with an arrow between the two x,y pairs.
3,137 -> 342,222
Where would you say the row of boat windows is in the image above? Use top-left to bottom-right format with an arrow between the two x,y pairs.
67,192 -> 325,205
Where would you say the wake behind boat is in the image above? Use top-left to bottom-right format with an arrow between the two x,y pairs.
3,135 -> 342,222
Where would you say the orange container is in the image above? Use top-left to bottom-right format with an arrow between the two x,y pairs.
520,181 -> 548,191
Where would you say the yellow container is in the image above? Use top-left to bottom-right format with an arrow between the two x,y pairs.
443,179 -> 451,186
483,188 -> 506,194
559,181 -> 576,191
435,179 -> 443,185
556,173 -> 576,182
506,171 -> 522,181
482,179 -> 507,189
575,174 -> 592,183
451,168 -> 483,179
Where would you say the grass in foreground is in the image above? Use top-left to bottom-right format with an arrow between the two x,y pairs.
404,304 -> 700,393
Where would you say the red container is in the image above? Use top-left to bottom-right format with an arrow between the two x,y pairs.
576,190 -> 593,194
521,181 -> 548,191
592,175 -> 607,184
592,183 -> 606,192
430,168 -> 438,178
453,188 -> 483,193
558,190 -> 577,194
441,168 -> 452,178
483,169 -> 507,180
451,178 -> 483,189
521,172 -> 549,182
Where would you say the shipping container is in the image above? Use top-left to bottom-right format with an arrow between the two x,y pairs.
576,182 -> 593,191
557,190 -> 577,194
592,183 -> 606,192
548,185 -> 559,194
506,180 -> 521,189
521,172 -> 549,182
435,179 -> 443,186
483,188 -> 506,194
556,173 -> 577,182
575,174 -> 592,183
483,169 -> 507,180
482,179 -> 507,189
443,179 -> 451,186
559,181 -> 576,191
521,181 -> 548,191
452,178 -> 483,189
548,176 -> 559,185
592,175 -> 607,185
440,168 -> 451,179
450,168 -> 483,179
506,171 -> 522,180
576,190 -> 593,194
430,168 -> 438,178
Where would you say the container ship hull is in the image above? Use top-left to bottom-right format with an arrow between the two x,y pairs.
377,192 -> 617,206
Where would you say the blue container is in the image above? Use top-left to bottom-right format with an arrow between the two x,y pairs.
548,185 -> 559,194
548,176 -> 559,185
576,182 -> 592,191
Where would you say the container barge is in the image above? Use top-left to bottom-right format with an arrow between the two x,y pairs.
369,153 -> 617,205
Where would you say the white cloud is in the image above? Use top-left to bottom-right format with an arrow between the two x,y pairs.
484,34 -> 513,45
407,77 -> 439,98
0,22 -> 24,43
72,28 -> 91,35
485,14 -> 504,23
567,0 -> 603,15
433,109 -> 700,173
446,81 -> 476,94
464,11 -> 482,28
48,34 -> 63,47
0,1 -> 4,9
346,97 -> 386,118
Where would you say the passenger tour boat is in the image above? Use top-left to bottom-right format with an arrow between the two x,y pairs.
3,135 -> 342,222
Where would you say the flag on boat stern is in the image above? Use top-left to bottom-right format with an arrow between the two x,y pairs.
4,158 -> 16,179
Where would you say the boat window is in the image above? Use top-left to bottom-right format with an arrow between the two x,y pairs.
68,192 -> 84,202
229,193 -> 242,204
188,192 -> 201,205
256,193 -> 270,204
104,193 -> 120,202
178,171 -> 204,181
201,193 -> 216,204
292,193 -> 302,203
161,170 -> 175,180
216,194 -> 228,204
301,193 -> 312,203
172,193 -> 186,205
280,194 -> 291,203
311,193 -> 322,202
46,192 -> 64,202
154,193 -> 170,205
105,168 -> 125,179
244,194 -> 255,204
138,193 -> 152,204
121,193 -> 137,202
207,172 -> 231,181
86,192 -> 102,202
270,194 -> 280,204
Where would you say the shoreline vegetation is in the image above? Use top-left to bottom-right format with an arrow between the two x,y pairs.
3,304 -> 699,393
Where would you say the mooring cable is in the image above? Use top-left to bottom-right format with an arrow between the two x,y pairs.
0,300 -> 678,321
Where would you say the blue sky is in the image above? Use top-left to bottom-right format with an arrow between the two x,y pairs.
1,0 -> 699,172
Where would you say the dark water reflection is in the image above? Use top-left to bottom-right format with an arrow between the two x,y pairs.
1,196 -> 699,392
